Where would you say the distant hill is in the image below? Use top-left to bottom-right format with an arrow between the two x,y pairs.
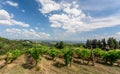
0,37 -> 33,55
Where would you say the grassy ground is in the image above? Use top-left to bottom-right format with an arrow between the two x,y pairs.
0,54 -> 120,74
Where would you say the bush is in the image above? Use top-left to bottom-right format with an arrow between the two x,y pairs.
5,50 -> 22,64
93,48 -> 104,61
63,49 -> 73,66
28,47 -> 42,67
102,50 -> 119,65
116,50 -> 120,59
10,50 -> 22,59
93,48 -> 103,56
38,46 -> 50,55
47,48 -> 61,60
75,48 -> 90,59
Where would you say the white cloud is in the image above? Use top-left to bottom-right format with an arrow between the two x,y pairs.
36,0 -> 60,13
6,1 -> 18,7
6,28 -> 21,34
36,0 -> 120,35
0,9 -> 11,20
47,1 -> 120,33
63,7 -> 82,16
50,12 -> 120,33
116,32 -> 120,35
38,32 -> 50,38
115,32 -> 120,39
49,13 -> 85,32
48,1 -> 87,33
0,9 -> 29,27
5,28 -> 50,39
52,29 -> 77,41
63,2 -> 82,17
85,16 -> 120,31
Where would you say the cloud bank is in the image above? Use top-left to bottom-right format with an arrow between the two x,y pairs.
5,28 -> 50,39
0,9 -> 29,27
37,0 -> 120,33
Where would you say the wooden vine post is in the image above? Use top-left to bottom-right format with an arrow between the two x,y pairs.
91,46 -> 95,66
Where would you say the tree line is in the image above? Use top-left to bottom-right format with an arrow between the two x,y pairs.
86,37 -> 120,50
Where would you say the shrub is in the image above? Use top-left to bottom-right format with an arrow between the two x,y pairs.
28,47 -> 42,67
75,48 -> 90,59
63,49 -> 73,66
102,50 -> 119,65
5,50 -> 22,64
47,48 -> 61,60
10,50 -> 22,59
116,50 -> 120,59
93,48 -> 104,61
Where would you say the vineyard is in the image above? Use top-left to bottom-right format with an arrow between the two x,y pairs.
4,46 -> 120,67
0,37 -> 120,74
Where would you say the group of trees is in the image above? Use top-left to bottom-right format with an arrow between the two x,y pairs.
55,41 -> 64,49
86,37 -> 120,50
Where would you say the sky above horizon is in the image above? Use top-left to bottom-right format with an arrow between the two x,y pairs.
0,0 -> 120,41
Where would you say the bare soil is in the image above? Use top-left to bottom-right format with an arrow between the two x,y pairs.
0,54 -> 120,74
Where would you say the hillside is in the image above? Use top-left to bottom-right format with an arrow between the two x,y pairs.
0,54 -> 120,74
0,37 -> 33,55
0,37 -> 120,74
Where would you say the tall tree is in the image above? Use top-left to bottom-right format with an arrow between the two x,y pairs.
119,41 -> 120,48
97,40 -> 102,49
113,39 -> 119,49
55,41 -> 64,49
101,38 -> 106,50
91,39 -> 98,49
59,41 -> 64,49
86,39 -> 92,49
107,37 -> 115,49
55,42 -> 59,48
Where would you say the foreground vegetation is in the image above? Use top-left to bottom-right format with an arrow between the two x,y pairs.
0,37 -> 120,74
1,55 -> 120,74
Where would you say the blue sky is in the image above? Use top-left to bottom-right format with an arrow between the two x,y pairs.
0,0 -> 120,41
